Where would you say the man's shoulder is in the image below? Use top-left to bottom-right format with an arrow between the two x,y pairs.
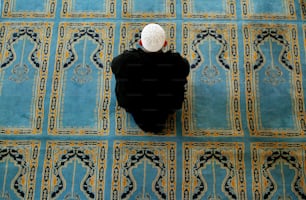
123,48 -> 142,56
114,48 -> 142,60
164,51 -> 188,63
164,50 -> 179,55
164,50 -> 184,58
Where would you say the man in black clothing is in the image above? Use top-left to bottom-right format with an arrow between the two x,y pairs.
111,23 -> 190,133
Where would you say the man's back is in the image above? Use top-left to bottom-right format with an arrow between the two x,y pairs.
112,48 -> 189,110
112,48 -> 190,132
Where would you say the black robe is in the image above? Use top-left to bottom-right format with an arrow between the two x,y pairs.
111,48 -> 190,132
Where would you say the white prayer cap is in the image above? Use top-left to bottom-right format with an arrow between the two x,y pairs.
141,23 -> 166,52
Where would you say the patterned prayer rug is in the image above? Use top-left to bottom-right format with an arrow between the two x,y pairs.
0,0 -> 306,199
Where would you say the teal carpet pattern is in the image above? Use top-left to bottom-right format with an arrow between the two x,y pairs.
1,0 -> 306,199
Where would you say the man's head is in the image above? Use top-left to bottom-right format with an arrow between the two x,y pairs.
139,23 -> 167,52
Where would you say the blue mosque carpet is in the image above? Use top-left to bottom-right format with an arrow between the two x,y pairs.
1,0 -> 306,199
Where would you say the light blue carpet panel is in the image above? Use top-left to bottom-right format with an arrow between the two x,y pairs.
0,0 -> 306,199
